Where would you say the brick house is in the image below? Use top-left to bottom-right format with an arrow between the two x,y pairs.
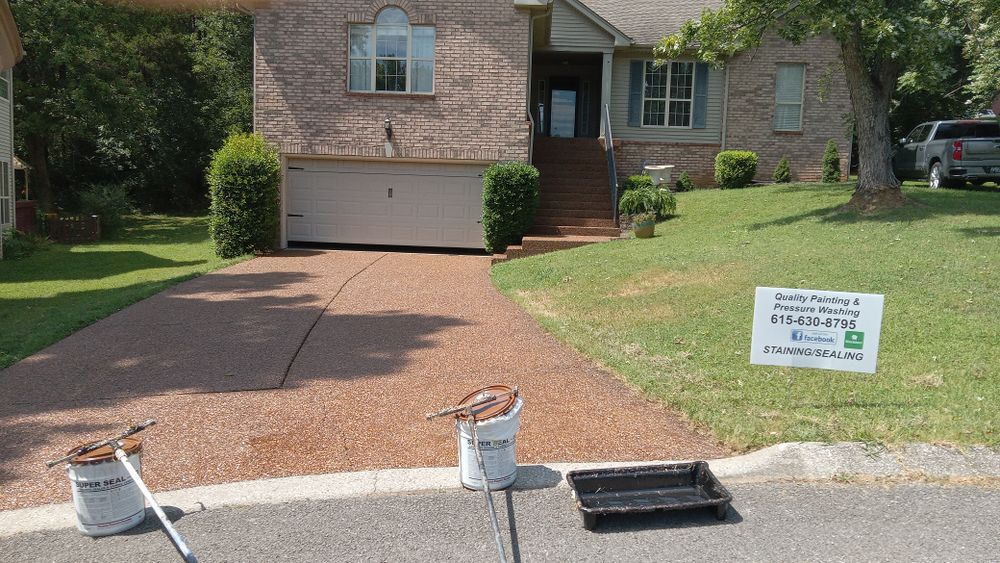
254,0 -> 852,250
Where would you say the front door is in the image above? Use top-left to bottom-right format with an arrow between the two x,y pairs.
549,77 -> 578,138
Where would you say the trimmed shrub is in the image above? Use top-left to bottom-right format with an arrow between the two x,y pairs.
675,171 -> 695,192
208,133 -> 281,258
481,161 -> 540,253
618,186 -> 677,221
773,156 -> 792,183
622,174 -> 655,192
714,150 -> 759,189
822,139 -> 841,183
79,184 -> 133,237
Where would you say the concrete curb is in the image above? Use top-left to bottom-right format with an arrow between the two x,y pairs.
3,442 -> 999,538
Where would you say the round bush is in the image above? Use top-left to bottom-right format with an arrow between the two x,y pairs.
208,133 -> 281,258
482,162 -> 540,253
675,171 -> 695,192
714,150 -> 759,189
622,174 -> 655,192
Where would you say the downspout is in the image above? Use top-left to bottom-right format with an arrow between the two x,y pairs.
721,63 -> 730,151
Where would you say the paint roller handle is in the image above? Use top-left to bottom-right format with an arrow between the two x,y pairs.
45,419 -> 158,468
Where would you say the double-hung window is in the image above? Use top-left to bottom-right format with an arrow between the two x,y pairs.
642,61 -> 694,127
774,64 -> 805,131
349,7 -> 435,94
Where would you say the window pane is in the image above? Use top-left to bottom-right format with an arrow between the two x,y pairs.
412,60 -> 434,93
376,24 -> 407,58
776,64 -> 804,103
643,100 -> 665,126
376,7 -> 408,24
412,27 -> 435,59
350,25 -> 371,57
350,59 -> 372,91
644,62 -> 667,99
0,77 -> 8,100
668,100 -> 691,127
774,103 -> 802,130
670,62 -> 693,99
376,59 -> 407,92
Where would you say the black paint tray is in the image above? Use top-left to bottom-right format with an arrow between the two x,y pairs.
565,461 -> 733,530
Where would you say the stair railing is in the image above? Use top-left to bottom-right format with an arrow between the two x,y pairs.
602,104 -> 620,225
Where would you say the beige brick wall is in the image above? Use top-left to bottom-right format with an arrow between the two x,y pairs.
724,34 -> 852,182
254,0 -> 532,162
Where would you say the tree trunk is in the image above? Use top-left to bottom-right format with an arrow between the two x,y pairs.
840,28 -> 906,212
25,134 -> 53,212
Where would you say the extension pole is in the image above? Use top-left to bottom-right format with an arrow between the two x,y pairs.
468,416 -> 509,563
112,442 -> 198,563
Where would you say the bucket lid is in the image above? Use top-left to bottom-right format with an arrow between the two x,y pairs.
456,385 -> 517,421
69,437 -> 142,465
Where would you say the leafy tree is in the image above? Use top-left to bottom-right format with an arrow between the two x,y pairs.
658,0 -> 962,211
10,2 -> 253,212
963,0 -> 1000,112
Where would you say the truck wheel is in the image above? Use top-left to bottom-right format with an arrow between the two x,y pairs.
928,162 -> 943,189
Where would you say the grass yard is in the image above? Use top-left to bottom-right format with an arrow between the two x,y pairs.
493,183 -> 1000,449
0,215 -> 246,369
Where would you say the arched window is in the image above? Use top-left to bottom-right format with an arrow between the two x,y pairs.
349,7 -> 435,93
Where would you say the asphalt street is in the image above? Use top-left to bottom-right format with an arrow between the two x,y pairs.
3,482 -> 999,562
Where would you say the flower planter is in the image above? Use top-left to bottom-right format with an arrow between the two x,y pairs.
633,219 -> 655,239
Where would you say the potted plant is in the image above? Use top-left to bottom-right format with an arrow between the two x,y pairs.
618,185 -> 677,238
631,212 -> 656,239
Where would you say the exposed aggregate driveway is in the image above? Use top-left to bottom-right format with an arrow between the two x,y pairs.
0,249 -> 723,510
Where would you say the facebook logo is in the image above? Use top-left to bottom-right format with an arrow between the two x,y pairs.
791,330 -> 804,342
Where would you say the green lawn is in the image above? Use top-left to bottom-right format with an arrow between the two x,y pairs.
493,183 -> 1000,449
0,215 -> 246,369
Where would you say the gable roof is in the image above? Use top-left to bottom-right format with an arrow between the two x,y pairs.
579,0 -> 724,46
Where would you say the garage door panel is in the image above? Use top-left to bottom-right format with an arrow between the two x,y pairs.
286,160 -> 484,248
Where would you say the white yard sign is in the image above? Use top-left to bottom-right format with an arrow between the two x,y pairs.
750,287 -> 885,374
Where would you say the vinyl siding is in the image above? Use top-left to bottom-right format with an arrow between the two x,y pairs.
0,69 -> 12,228
548,0 -> 614,51
610,51 -> 724,144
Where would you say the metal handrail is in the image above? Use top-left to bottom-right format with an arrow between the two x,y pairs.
602,104 -> 620,225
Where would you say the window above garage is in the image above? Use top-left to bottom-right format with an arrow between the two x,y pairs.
349,7 -> 436,94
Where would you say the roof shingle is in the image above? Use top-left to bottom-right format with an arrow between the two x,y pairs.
579,0 -> 724,46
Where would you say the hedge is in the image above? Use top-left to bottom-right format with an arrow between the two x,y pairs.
822,139 -> 841,183
715,150 -> 759,189
208,133 -> 281,258
482,162 -> 540,253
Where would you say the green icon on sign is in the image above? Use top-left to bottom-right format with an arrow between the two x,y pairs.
844,331 -> 865,350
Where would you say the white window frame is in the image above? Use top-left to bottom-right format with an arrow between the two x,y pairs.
774,63 -> 806,132
348,10 -> 435,95
641,60 -> 695,129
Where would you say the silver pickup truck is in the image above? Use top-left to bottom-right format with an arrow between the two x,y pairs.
893,120 -> 1000,188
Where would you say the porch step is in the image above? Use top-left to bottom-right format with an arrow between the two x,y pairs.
529,225 -> 622,237
536,207 -> 611,219
540,192 -> 611,204
532,215 -> 618,228
491,234 -> 617,264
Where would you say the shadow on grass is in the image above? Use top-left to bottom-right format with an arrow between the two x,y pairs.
953,227 -> 1000,238
0,251 -> 207,283
115,215 -> 213,246
749,185 -> 1000,231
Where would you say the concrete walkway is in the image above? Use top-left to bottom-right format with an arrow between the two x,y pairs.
0,249 -> 723,511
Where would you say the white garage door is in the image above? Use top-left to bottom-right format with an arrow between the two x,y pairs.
286,160 -> 485,249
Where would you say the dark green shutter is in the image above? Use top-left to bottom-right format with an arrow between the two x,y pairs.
628,60 -> 644,127
692,62 -> 709,129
